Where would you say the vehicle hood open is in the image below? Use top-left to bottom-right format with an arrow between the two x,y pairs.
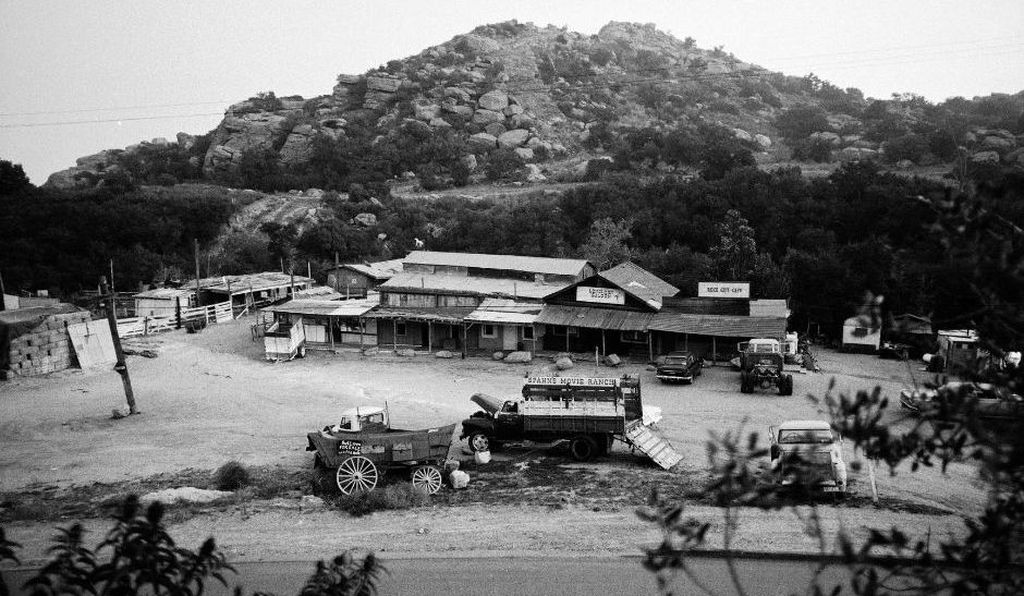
471,392 -> 506,414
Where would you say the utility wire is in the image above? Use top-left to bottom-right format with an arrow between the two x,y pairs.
0,112 -> 225,129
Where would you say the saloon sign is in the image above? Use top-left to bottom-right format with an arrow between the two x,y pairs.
698,282 -> 750,299
575,286 -> 625,305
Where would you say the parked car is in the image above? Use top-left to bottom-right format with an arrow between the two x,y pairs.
768,420 -> 848,494
899,382 -> 1024,419
655,351 -> 703,384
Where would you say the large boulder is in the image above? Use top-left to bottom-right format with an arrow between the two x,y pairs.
555,357 -> 574,371
982,135 -> 1015,153
754,134 -> 772,149
352,213 -> 377,227
460,154 -> 478,172
504,351 -> 532,363
413,100 -> 441,121
971,150 -> 1000,164
472,109 -> 505,125
514,147 -> 535,161
468,133 -> 498,151
525,164 -> 546,182
278,124 -> 316,166
810,131 -> 842,146
456,34 -> 500,54
478,90 -> 509,112
444,87 -> 472,103
497,129 -> 530,149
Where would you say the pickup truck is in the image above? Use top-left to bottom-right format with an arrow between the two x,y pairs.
768,420 -> 847,493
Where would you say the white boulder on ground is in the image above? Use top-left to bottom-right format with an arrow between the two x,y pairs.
397,348 -> 416,357
504,351 -> 532,363
435,350 -> 455,359
604,353 -> 622,366
468,133 -> 498,150
449,470 -> 470,489
497,129 -> 530,149
555,356 -> 574,370
478,89 -> 509,112
492,351 -> 505,360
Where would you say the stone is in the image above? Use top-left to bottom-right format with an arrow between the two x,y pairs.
397,348 -> 416,357
443,103 -> 474,117
457,34 -> 499,54
366,74 -> 402,93
444,87 -> 472,103
277,124 -> 316,166
504,104 -> 524,117
510,114 -> 535,129
429,117 -> 451,128
555,357 -> 574,371
352,213 -> 377,227
472,108 -> 505,125
504,351 -> 532,363
604,353 -> 622,366
413,100 -> 441,121
304,188 -> 325,199
971,150 -> 1000,164
139,487 -> 232,506
460,154 -> 478,171
525,164 -> 546,182
435,350 -> 455,359
896,159 -> 915,169
838,147 -> 878,162
514,147 -> 534,161
478,89 -> 509,112
497,128 -> 530,149
449,470 -> 470,489
300,495 -> 326,509
468,133 -> 498,151
492,351 -> 505,360
733,128 -> 752,142
982,136 -> 1014,152
484,123 -> 507,137
754,134 -> 772,149
176,132 -> 197,150
810,131 -> 842,146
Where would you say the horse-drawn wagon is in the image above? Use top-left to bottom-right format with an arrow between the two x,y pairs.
306,406 -> 456,495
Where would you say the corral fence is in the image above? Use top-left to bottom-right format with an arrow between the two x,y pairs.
116,300 -> 233,338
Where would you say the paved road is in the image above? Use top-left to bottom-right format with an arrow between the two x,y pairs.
4,555 -> 852,596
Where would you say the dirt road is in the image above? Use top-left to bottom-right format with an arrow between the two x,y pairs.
0,318 -> 988,563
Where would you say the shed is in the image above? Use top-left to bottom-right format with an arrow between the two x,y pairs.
133,287 -> 196,318
842,316 -> 881,352
326,258 -> 404,297
264,297 -> 377,349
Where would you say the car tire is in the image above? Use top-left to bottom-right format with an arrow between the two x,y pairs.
468,433 -> 490,453
569,435 -> 599,462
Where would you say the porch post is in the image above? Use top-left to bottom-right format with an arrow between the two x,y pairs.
462,322 -> 467,359
565,327 -> 570,352
428,321 -> 433,353
393,319 -> 397,352
601,329 -> 606,357
358,317 -> 364,351
712,337 -> 717,366
647,332 -> 653,362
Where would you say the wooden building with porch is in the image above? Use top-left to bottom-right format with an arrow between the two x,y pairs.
325,258 -> 403,298
535,262 -> 679,360
368,251 -> 593,354
263,297 -> 377,351
197,272 -> 314,314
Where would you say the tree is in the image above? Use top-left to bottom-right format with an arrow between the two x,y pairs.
641,170 -> 1024,594
580,218 -> 633,270
709,210 -> 757,281
0,160 -> 32,195
773,105 -> 831,141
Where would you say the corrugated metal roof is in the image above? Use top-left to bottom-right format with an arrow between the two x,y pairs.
662,297 -> 749,316
465,299 -> 543,325
265,298 -> 376,317
363,306 -> 476,324
293,286 -> 343,299
341,258 -> 404,280
134,287 -> 194,300
381,272 -> 566,300
649,312 -> 787,338
535,305 -> 654,331
197,272 -> 316,294
403,251 -> 591,277
599,262 -> 678,303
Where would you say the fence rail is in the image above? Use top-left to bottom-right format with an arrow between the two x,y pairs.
117,300 -> 234,338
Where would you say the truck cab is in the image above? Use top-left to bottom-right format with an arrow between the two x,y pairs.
768,420 -> 847,493
327,406 -> 389,434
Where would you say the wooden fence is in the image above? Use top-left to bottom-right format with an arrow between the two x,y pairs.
117,300 -> 233,338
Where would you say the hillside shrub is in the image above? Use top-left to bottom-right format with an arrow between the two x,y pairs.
484,148 -> 525,181
774,105 -> 831,141
213,461 -> 251,491
330,483 -> 430,517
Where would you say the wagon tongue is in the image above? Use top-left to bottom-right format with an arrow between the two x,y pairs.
471,392 -> 506,414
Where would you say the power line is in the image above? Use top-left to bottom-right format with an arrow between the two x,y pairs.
0,100 -> 234,118
0,112 -> 224,129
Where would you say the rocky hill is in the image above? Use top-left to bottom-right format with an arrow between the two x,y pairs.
46,21 -> 1024,191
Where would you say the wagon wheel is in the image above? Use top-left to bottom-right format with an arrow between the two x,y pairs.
411,465 -> 444,495
335,455 -> 379,495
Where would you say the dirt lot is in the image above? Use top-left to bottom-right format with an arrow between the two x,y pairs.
0,318 -> 989,562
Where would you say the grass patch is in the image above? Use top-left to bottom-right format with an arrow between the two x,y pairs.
328,483 -> 430,517
213,461 -> 250,491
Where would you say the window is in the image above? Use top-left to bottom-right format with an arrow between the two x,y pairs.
395,322 -> 407,337
522,326 -> 535,340
482,324 -> 497,338
621,330 -> 645,343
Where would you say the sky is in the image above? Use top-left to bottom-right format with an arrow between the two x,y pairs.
1,0 -> 1022,184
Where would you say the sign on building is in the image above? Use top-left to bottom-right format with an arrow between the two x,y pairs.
698,282 -> 750,299
575,286 -> 625,305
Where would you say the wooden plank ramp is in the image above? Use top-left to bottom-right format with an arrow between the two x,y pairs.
623,420 -> 683,470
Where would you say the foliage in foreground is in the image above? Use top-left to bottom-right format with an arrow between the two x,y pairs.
639,170 -> 1024,595
0,496 -> 384,596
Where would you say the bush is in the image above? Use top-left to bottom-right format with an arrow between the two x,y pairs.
213,461 -> 251,491
331,483 -> 430,517
484,148 -> 525,182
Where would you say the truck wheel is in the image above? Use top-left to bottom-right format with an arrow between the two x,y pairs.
468,433 -> 490,453
569,435 -> 599,462
411,465 -> 444,495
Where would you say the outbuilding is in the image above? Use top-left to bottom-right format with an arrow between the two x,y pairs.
841,315 -> 881,353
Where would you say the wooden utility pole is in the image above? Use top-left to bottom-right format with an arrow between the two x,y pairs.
0,269 -> 6,311
193,239 -> 201,307
102,276 -> 137,415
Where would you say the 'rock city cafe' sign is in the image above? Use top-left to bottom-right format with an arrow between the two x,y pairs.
698,282 -> 750,299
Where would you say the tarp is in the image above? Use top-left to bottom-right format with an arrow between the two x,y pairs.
67,320 -> 117,368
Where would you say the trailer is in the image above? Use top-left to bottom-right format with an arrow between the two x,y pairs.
461,375 -> 682,469
306,406 -> 457,495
